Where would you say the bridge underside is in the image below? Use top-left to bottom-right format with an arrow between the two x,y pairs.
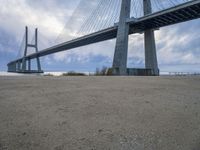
7,0 -> 200,75
130,0 -> 200,30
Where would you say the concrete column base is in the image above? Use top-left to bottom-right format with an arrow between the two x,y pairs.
107,68 -> 160,76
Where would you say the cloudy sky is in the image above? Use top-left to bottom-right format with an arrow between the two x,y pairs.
0,0 -> 199,73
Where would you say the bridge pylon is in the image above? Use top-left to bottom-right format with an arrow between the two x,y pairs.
21,26 -> 43,73
8,26 -> 43,73
143,0 -> 159,75
112,0 -> 131,75
111,0 -> 159,76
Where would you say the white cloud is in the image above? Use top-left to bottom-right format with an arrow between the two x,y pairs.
0,0 -> 78,45
155,22 -> 200,66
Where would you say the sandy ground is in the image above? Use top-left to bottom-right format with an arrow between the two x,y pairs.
0,76 -> 199,150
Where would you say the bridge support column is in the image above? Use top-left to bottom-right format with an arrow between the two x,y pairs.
22,26 -> 28,72
143,0 -> 159,75
28,59 -> 31,71
22,60 -> 26,72
12,63 -> 16,72
14,63 -> 17,72
35,29 -> 42,72
19,26 -> 43,73
112,0 -> 131,75
8,63 -> 17,72
17,61 -> 21,72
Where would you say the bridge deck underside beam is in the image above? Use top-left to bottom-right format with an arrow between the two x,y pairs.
8,1 -> 200,66
131,1 -> 200,30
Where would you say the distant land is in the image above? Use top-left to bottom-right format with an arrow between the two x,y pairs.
0,71 -> 200,76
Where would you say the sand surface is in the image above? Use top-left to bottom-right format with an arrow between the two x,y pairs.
0,76 -> 200,150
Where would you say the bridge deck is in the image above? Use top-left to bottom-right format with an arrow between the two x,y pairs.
130,0 -> 200,30
8,0 -> 200,65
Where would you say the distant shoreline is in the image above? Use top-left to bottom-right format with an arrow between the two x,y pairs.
0,71 -> 200,77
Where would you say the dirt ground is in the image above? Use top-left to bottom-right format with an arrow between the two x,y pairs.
0,76 -> 199,150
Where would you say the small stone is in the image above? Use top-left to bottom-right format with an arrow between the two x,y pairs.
98,129 -> 103,133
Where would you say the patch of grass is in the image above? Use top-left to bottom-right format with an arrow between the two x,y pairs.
44,73 -> 54,76
62,71 -> 86,76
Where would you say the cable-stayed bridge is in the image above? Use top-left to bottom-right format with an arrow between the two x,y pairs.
7,0 -> 200,75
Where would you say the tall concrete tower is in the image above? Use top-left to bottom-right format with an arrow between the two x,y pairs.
112,0 -> 131,75
143,0 -> 159,75
21,27 -> 42,73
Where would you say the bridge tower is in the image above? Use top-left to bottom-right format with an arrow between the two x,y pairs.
112,0 -> 159,76
20,26 -> 43,73
112,0 -> 131,75
143,0 -> 159,75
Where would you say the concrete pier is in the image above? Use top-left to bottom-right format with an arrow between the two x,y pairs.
28,59 -> 31,71
143,0 -> 159,75
112,0 -> 131,75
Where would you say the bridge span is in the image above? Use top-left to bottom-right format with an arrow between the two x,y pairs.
7,0 -> 200,75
